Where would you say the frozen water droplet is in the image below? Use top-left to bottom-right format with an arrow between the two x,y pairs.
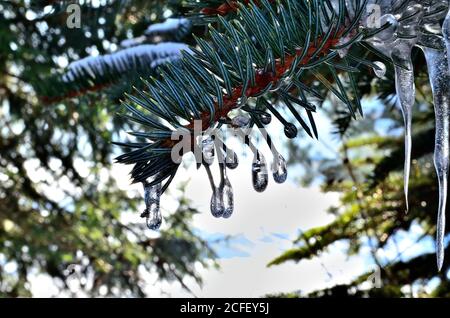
143,182 -> 162,230
373,61 -> 386,78
259,112 -> 272,125
202,136 -> 215,165
252,151 -> 268,192
225,151 -> 239,169
231,115 -> 250,128
423,44 -> 450,270
210,188 -> 225,218
284,123 -> 297,139
272,153 -> 287,183
221,177 -> 234,218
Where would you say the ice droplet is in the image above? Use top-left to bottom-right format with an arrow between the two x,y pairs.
423,45 -> 450,271
259,112 -> 272,125
284,123 -> 298,139
225,151 -> 239,169
143,182 -> 162,230
202,136 -> 215,165
221,176 -> 234,218
210,187 -> 225,218
272,152 -> 287,183
252,151 -> 268,192
373,61 -> 386,78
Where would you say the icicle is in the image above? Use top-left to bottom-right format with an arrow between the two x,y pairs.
372,61 -> 386,78
225,150 -> 239,170
368,4 -> 423,213
202,136 -> 215,165
210,187 -> 225,217
271,152 -> 288,184
143,182 -> 162,230
220,170 -> 234,218
393,4 -> 423,213
393,61 -> 414,213
423,45 -> 450,271
252,151 -> 269,192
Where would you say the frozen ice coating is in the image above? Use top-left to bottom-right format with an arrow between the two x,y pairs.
423,44 -> 450,271
271,153 -> 288,184
364,0 -> 450,267
393,63 -> 415,213
202,136 -> 215,165
143,182 -> 162,230
125,0 -> 450,269
221,173 -> 234,218
252,151 -> 269,193
62,43 -> 189,82
372,61 -> 386,78
145,18 -> 191,36
210,187 -> 225,218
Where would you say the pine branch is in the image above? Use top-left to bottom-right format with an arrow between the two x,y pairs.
117,0 -> 369,187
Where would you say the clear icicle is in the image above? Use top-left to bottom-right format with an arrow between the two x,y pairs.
210,187 -> 225,218
423,45 -> 450,271
252,151 -> 268,192
368,4 -> 423,213
221,174 -> 234,218
271,152 -> 288,184
143,182 -> 162,230
225,150 -> 239,170
393,59 -> 415,213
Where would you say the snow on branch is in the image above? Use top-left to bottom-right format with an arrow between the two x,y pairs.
63,42 -> 190,82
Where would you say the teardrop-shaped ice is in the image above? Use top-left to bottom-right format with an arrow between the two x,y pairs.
221,177 -> 234,218
284,123 -> 297,139
143,182 -> 162,230
373,61 -> 386,78
272,152 -> 287,183
210,187 -> 225,218
259,112 -> 272,125
252,151 -> 268,192
423,44 -> 450,271
225,151 -> 239,169
202,136 -> 215,165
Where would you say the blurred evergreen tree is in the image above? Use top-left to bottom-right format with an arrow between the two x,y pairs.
0,0 -> 214,297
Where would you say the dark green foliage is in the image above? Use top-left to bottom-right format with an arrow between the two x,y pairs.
0,0 -> 214,297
